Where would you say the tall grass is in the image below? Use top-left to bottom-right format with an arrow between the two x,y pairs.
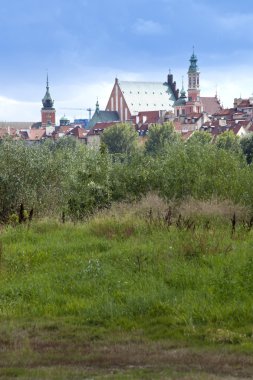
0,197 -> 253,346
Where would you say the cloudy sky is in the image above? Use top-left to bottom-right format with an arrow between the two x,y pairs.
1,0 -> 253,122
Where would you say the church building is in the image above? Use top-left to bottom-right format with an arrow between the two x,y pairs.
105,74 -> 179,122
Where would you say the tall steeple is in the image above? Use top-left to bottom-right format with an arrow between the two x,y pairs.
187,48 -> 200,105
96,99 -> 100,113
188,46 -> 198,74
41,74 -> 56,127
180,76 -> 186,98
188,48 -> 200,90
42,74 -> 54,109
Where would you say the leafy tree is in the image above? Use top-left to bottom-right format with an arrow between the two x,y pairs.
215,131 -> 241,154
101,123 -> 138,154
110,150 -> 152,201
145,122 -> 179,155
240,134 -> 253,164
67,148 -> 112,220
188,131 -> 212,145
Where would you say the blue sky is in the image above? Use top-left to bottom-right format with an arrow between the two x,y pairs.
1,0 -> 253,121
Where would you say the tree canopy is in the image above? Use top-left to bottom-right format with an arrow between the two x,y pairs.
145,122 -> 179,155
188,131 -> 212,145
100,123 -> 138,154
240,134 -> 253,164
215,131 -> 241,154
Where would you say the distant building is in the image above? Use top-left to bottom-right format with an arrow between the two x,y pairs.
41,75 -> 56,128
59,115 -> 70,126
174,51 -> 222,117
88,100 -> 120,128
105,74 -> 178,122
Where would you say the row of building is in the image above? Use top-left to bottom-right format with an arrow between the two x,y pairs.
1,51 -> 253,145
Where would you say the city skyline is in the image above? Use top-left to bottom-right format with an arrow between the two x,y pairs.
1,0 -> 253,122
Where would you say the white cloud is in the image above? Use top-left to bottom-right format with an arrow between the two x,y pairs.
218,12 -> 253,30
200,64 -> 253,108
132,18 -> 164,35
0,96 -> 40,122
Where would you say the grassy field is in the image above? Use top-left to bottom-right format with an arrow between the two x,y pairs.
0,199 -> 253,379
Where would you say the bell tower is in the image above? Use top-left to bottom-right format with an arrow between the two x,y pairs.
41,75 -> 56,127
186,49 -> 203,113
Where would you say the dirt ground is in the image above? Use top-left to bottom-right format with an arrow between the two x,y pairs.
1,340 -> 252,379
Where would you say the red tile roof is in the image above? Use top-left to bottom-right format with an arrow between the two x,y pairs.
173,120 -> 183,131
87,121 -> 119,136
58,126 -> 74,134
66,126 -> 88,139
132,111 -> 161,124
28,129 -> 46,141
184,112 -> 203,119
237,99 -> 251,108
0,127 -> 19,139
213,108 -> 234,117
201,96 -> 222,115
232,124 -> 244,135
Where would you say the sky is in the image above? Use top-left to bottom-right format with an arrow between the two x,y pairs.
1,0 -> 253,122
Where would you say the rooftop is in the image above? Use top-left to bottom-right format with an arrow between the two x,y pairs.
118,80 -> 175,114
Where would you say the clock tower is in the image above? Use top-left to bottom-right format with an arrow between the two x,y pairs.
186,49 -> 203,114
41,75 -> 56,127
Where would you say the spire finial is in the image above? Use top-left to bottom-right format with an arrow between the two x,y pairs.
180,76 -> 186,98
193,45 -> 195,54
46,69 -> 49,90
169,68 -> 171,75
42,71 -> 54,108
96,98 -> 99,112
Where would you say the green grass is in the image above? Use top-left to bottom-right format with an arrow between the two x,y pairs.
0,214 -> 253,378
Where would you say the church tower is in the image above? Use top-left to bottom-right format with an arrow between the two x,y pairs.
186,50 -> 203,114
41,75 -> 55,127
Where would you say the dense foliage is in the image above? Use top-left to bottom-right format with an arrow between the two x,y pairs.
100,123 -> 138,154
1,128 -> 253,222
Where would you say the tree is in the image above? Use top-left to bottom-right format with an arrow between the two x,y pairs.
215,131 -> 241,154
240,134 -> 253,164
187,131 -> 212,145
101,123 -> 138,154
145,122 -> 179,155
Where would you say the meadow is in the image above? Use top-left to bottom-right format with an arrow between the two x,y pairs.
0,197 -> 253,379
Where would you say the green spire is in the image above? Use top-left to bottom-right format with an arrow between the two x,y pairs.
96,99 -> 99,113
42,74 -> 54,108
188,47 -> 198,73
180,76 -> 186,98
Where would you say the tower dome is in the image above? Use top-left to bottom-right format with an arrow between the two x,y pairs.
41,74 -> 56,127
42,75 -> 54,109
